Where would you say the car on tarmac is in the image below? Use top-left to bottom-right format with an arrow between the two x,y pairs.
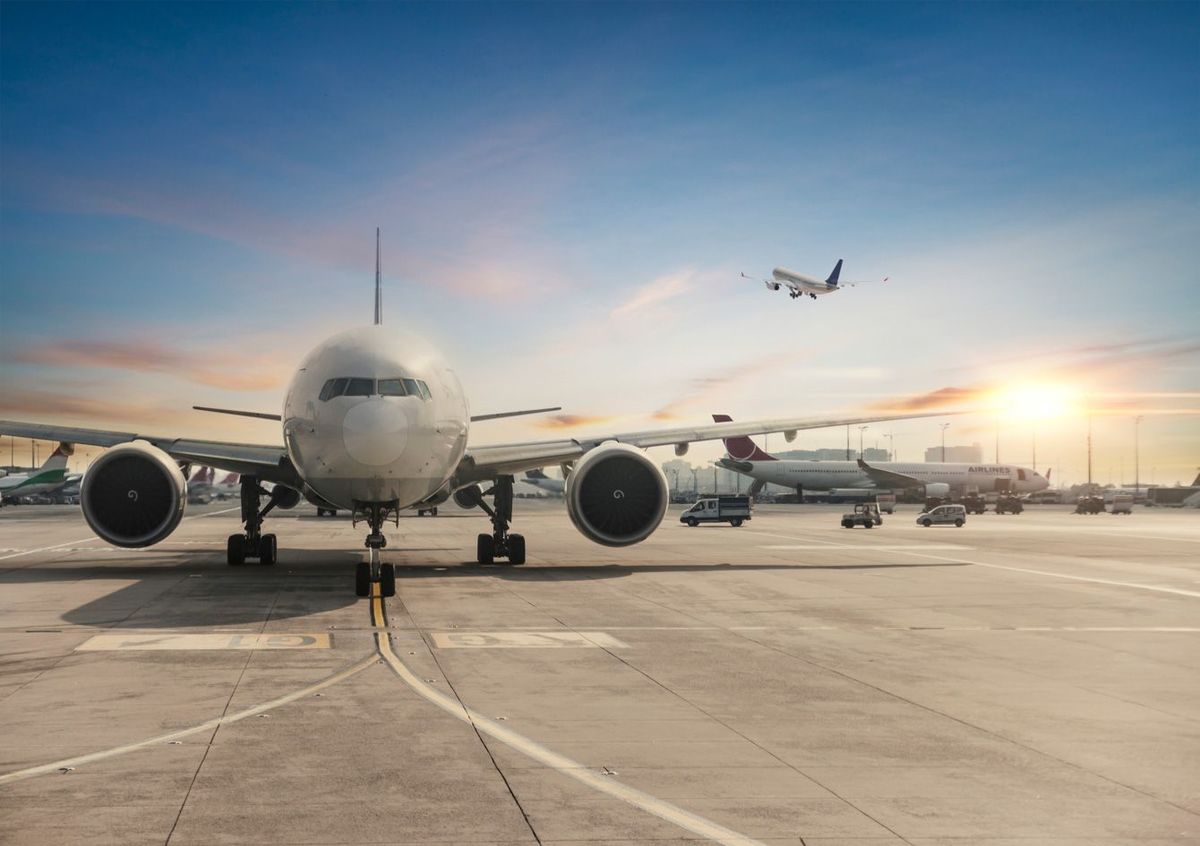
916,504 -> 966,527
841,502 -> 882,528
994,494 -> 1025,514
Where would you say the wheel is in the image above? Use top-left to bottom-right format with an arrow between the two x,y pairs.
955,518 -> 964,527
355,561 -> 371,597
864,521 -> 873,528
477,533 -> 494,565
258,534 -> 277,566
686,518 -> 698,527
226,535 -> 246,566
431,507 -> 438,517
731,518 -> 743,527
842,521 -> 852,529
380,563 -> 396,597
920,519 -> 931,527
507,534 -> 526,565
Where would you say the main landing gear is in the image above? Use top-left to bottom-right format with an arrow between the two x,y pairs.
226,475 -> 279,567
467,475 -> 526,566
352,501 -> 398,598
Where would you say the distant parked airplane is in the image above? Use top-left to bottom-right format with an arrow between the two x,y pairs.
743,259 -> 887,300
523,469 -> 564,496
0,445 -> 72,504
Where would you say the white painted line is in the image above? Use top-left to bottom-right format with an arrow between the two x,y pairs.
0,653 -> 377,785
0,506 -> 240,562
760,544 -> 975,551
373,596 -> 766,846
430,630 -> 628,649
77,632 -> 331,651
877,626 -> 1200,632
889,548 -> 1200,599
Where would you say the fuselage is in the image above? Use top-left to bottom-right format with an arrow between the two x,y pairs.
727,459 -> 1049,494
773,267 -> 837,296
282,326 -> 470,510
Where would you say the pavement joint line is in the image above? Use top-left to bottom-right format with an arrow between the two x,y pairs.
369,591 -> 770,846
0,652 -> 378,786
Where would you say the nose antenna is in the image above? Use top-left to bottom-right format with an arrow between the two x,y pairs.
374,227 -> 382,326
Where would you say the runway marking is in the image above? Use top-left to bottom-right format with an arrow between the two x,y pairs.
760,543 -> 974,551
76,632 -> 331,651
0,506 -> 240,562
372,593 -> 767,846
0,653 -> 376,785
430,630 -> 628,649
889,549 -> 1200,599
878,626 -> 1200,632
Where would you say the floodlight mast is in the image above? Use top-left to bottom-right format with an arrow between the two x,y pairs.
374,227 -> 382,326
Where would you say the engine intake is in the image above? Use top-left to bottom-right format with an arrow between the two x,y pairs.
565,443 -> 668,546
81,441 -> 187,548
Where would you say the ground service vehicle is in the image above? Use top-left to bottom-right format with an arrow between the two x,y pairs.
1075,496 -> 1106,514
960,493 -> 987,514
917,504 -> 966,527
1109,493 -> 1133,514
994,494 -> 1024,514
874,492 -> 896,514
842,502 -> 882,528
681,496 -> 752,527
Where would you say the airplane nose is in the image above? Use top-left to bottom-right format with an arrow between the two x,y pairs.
342,399 -> 409,466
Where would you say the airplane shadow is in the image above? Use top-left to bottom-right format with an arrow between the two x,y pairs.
399,560 -> 971,581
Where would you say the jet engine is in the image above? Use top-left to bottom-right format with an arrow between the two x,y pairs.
81,441 -> 187,548
565,443 -> 668,546
271,485 -> 302,510
924,483 -> 950,498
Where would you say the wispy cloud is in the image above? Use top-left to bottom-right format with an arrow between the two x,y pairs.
11,340 -> 289,391
610,269 -> 695,319
532,413 -> 620,429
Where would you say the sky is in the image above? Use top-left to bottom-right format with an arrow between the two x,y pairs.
1,2 -> 1198,485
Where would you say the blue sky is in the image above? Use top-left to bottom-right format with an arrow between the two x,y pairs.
2,2 -> 1198,484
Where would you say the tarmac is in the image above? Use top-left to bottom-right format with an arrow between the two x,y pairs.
1,499 -> 1197,845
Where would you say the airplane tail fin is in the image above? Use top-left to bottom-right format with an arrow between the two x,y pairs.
712,414 -> 778,461
220,472 -> 239,486
525,469 -> 548,480
826,259 -> 843,287
1045,468 -> 1052,484
42,444 -> 72,471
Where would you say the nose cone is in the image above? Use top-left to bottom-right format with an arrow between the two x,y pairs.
343,399 -> 409,466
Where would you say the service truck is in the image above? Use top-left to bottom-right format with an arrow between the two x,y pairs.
680,496 -> 752,527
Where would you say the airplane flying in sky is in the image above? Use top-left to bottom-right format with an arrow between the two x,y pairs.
0,445 -> 72,504
0,234 -> 944,597
743,259 -> 887,300
712,415 -> 1047,498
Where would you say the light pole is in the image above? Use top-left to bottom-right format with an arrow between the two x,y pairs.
1032,430 -> 1037,472
883,433 -> 895,462
845,424 -> 850,461
1134,415 -> 1143,497
940,423 -> 950,462
858,426 -> 869,459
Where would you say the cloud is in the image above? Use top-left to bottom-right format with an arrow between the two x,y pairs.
610,269 -> 694,319
11,340 -> 289,391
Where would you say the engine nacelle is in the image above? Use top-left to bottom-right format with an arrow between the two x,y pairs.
271,486 -> 302,510
924,482 -> 950,498
565,443 -> 668,547
81,441 -> 186,548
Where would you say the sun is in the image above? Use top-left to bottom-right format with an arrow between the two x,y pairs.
992,382 -> 1081,421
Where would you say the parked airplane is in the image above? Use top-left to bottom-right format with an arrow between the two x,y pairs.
713,415 -> 1047,498
0,445 -> 72,504
523,469 -> 565,496
0,233 -> 944,597
743,259 -> 887,300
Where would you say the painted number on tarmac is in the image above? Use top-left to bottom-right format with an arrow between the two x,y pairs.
76,633 -> 331,651
430,631 -> 629,649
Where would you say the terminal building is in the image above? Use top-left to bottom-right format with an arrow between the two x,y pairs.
924,442 -> 983,463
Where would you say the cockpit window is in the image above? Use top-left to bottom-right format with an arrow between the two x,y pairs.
319,378 -> 349,401
1017,468 -> 1027,481
401,378 -> 422,398
378,378 -> 407,397
417,380 -> 432,400
344,378 -> 374,397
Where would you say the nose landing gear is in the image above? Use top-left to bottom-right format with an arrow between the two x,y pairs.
353,501 -> 399,597
226,475 -> 280,567
462,476 -> 526,566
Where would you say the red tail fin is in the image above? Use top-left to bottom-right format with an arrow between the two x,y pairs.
712,414 -> 777,461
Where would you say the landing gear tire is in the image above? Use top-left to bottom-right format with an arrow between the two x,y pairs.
227,534 -> 246,566
379,563 -> 396,597
477,533 -> 495,566
355,561 -> 371,597
507,534 -> 526,566
686,517 -> 698,527
258,534 -> 277,566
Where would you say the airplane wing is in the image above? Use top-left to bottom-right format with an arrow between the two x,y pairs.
855,457 -> 924,489
456,411 -> 954,483
841,277 -> 889,288
0,420 -> 301,486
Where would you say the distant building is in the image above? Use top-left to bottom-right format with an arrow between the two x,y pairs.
924,442 -> 983,463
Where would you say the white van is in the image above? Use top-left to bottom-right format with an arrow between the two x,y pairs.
916,504 -> 966,527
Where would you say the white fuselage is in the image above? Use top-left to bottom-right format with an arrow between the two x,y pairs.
773,267 -> 836,296
281,326 -> 470,510
732,460 -> 1049,494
